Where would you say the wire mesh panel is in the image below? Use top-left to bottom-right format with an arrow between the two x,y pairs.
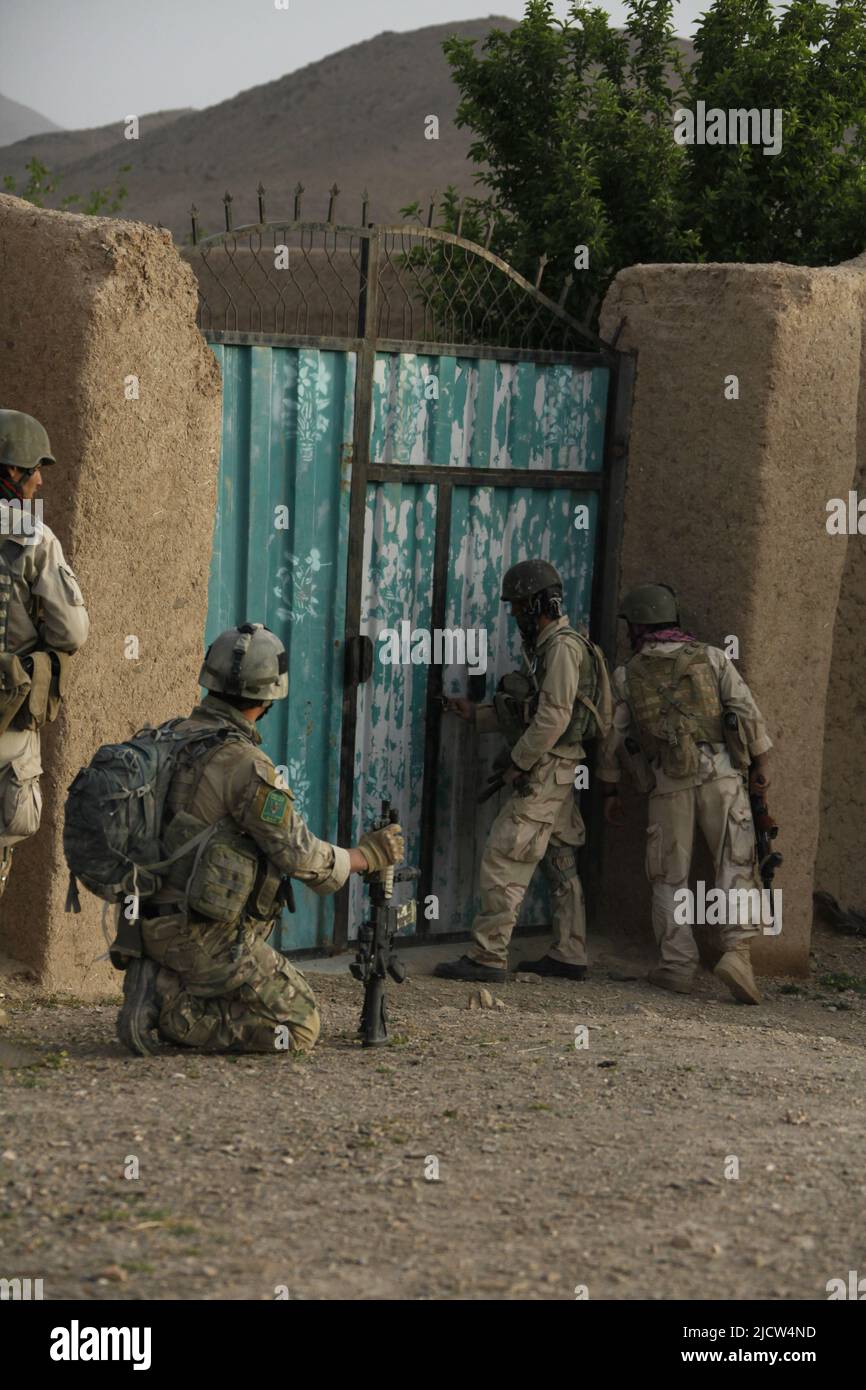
189,218 -> 604,353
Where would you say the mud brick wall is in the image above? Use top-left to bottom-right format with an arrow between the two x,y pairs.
599,261 -> 864,975
814,252 -> 866,914
0,194 -> 221,995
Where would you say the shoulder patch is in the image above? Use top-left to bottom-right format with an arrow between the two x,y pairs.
257,786 -> 290,826
261,789 -> 288,825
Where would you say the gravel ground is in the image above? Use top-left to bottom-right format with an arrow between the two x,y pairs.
0,924 -> 864,1302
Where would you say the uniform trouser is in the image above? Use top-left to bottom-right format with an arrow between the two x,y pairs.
0,726 -> 43,902
140,912 -> 320,1054
646,772 -> 760,981
468,752 -> 586,970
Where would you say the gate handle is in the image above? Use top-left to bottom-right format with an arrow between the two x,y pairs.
345,634 -> 374,686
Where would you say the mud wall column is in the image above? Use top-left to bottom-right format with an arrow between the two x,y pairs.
0,194 -> 221,996
599,262 -> 864,974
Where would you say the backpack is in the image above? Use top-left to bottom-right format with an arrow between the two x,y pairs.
571,631 -> 614,742
63,719 -> 243,912
623,642 -> 724,779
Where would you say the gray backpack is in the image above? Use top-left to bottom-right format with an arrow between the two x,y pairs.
63,719 -> 243,911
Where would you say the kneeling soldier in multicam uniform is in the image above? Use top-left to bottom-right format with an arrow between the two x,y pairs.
598,584 -> 772,1004
435,560 -> 611,985
115,624 -> 404,1055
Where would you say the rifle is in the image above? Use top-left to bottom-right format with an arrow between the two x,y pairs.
349,800 -> 419,1046
478,748 -> 531,805
750,772 -> 782,906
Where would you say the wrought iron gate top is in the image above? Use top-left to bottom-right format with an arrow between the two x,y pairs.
186,200 -> 612,355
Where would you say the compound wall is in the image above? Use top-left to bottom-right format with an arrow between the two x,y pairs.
0,194 -> 221,996
599,260 -> 865,974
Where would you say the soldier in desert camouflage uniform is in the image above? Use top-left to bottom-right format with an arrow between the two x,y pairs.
435,560 -> 611,984
0,410 -> 89,900
598,583 -> 771,1005
115,624 -> 404,1055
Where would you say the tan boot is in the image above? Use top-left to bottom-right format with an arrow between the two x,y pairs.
714,941 -> 761,1005
647,965 -> 694,995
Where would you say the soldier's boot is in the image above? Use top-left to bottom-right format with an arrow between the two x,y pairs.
647,965 -> 694,995
433,955 -> 508,984
714,940 -> 761,1005
0,846 -> 14,901
516,956 -> 586,981
116,957 -> 162,1056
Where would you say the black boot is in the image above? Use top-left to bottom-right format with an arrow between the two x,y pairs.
116,958 -> 161,1056
516,955 -> 587,981
433,955 -> 509,983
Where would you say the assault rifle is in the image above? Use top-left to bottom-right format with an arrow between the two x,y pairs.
350,800 -> 418,1046
478,746 -> 531,804
750,771 -> 782,904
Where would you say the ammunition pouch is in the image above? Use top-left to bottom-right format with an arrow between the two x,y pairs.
0,649 -> 71,735
246,859 -> 283,922
109,907 -> 144,971
0,654 -> 32,737
494,670 -> 538,747
722,709 -> 751,771
623,735 -> 656,794
161,811 -> 260,922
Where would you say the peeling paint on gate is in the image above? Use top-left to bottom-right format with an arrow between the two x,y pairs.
206,343 -> 356,950
207,337 -> 613,951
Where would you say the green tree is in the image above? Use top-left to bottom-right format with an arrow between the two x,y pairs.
3,156 -> 131,216
411,0 -> 866,337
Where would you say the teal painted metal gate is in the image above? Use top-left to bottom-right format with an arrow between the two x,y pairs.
196,217 -> 633,952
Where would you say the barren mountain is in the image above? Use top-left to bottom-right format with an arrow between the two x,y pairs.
0,20 -> 695,243
0,93 -> 62,146
0,108 -> 193,191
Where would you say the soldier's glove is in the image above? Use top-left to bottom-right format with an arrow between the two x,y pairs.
358,823 -> 405,873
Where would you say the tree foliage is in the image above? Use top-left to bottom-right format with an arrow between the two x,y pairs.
404,0 -> 866,334
2,156 -> 131,216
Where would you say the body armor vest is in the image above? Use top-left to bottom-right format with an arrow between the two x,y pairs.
624,641 -> 724,779
0,541 -> 69,734
495,626 -> 607,749
161,733 -> 282,924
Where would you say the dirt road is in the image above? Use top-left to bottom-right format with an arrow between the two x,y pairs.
1,925 -> 864,1301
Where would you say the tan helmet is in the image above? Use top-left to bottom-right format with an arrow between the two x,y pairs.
619,583 -> 679,625
0,410 -> 56,473
199,623 -> 288,701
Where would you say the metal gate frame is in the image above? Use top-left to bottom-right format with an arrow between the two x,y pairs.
194,212 -> 635,953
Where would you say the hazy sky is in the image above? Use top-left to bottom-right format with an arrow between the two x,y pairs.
2,0 -> 712,130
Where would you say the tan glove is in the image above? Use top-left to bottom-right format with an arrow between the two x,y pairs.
358,823 -> 405,873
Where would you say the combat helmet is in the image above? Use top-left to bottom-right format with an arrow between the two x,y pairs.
501,559 -> 563,602
618,583 -> 679,626
0,410 -> 56,473
199,623 -> 288,701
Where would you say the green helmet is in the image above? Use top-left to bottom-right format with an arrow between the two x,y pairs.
619,583 -> 679,625
0,410 -> 56,473
501,559 -> 563,602
199,623 -> 288,701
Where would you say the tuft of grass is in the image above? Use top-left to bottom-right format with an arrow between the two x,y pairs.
819,972 -> 866,998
